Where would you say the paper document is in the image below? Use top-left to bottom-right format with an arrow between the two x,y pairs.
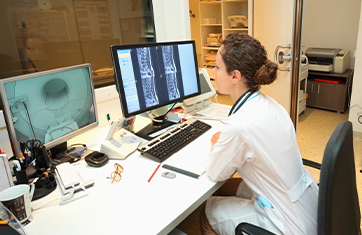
196,103 -> 230,122
163,144 -> 211,179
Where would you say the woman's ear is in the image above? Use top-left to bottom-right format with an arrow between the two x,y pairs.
231,70 -> 242,84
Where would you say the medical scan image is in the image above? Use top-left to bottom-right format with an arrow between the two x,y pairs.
4,67 -> 96,145
115,42 -> 199,115
161,45 -> 180,100
136,47 -> 160,107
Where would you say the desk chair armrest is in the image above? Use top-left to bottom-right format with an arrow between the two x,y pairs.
235,223 -> 276,235
302,158 -> 321,170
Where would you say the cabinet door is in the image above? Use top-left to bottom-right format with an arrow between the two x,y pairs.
324,83 -> 347,112
306,81 -> 317,107
306,81 -> 329,108
314,82 -> 330,108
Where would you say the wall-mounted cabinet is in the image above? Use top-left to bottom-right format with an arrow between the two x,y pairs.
198,0 -> 253,70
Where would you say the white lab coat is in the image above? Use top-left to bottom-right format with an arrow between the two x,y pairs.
205,92 -> 318,235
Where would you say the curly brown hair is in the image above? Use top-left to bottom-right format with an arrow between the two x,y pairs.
220,32 -> 278,89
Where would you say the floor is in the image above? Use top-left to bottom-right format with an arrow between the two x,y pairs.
176,94 -> 362,234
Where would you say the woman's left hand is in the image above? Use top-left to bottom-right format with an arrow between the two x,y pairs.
210,131 -> 221,152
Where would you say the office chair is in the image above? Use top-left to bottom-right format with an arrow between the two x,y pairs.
235,121 -> 361,235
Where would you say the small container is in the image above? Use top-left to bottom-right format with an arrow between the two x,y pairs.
204,18 -> 216,24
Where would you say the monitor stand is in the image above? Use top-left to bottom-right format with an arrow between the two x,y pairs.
133,115 -> 177,140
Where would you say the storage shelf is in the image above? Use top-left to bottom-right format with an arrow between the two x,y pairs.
202,46 -> 220,50
223,0 -> 248,2
200,1 -> 221,5
224,28 -> 248,31
201,24 -> 222,27
199,0 -> 252,68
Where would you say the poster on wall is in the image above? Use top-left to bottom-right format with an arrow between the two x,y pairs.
74,1 -> 113,40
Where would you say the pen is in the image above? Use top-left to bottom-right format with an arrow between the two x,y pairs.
148,164 -> 161,182
0,221 -> 9,225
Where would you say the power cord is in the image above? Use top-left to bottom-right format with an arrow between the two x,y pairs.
147,102 -> 178,123
349,104 -> 362,124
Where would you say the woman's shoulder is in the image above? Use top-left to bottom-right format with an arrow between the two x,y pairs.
228,92 -> 288,126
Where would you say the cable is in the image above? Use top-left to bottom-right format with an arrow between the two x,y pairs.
62,143 -> 87,160
190,115 -> 227,124
350,104 -> 362,111
349,104 -> 362,124
32,198 -> 61,211
147,102 -> 178,123
22,101 -> 37,139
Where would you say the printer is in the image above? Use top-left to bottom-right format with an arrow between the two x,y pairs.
305,48 -> 350,73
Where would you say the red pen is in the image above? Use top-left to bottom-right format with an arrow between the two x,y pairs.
148,164 -> 161,182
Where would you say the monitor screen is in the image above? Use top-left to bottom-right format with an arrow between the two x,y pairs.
183,68 -> 216,106
110,40 -> 201,118
0,64 -> 99,157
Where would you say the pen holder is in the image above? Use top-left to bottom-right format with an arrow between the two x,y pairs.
13,168 -> 28,185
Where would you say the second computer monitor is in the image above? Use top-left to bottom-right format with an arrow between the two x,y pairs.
110,40 -> 201,118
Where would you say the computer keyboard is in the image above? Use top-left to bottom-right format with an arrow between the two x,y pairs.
137,118 -> 212,162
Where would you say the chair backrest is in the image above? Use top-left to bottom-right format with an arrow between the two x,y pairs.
318,121 -> 361,235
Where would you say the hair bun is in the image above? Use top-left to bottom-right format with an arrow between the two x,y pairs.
254,60 -> 278,86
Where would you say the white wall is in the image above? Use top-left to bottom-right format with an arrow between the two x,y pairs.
95,0 -> 191,129
153,0 -> 191,42
349,2 -> 362,134
303,0 -> 361,68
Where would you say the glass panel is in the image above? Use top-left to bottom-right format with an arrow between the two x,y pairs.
0,0 -> 156,88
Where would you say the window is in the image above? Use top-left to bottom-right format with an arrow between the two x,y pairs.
0,0 -> 156,88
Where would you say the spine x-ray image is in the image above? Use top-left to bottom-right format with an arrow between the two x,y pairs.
132,45 -> 184,110
136,47 -> 159,107
161,45 -> 180,100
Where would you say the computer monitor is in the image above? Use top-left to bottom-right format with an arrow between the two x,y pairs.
0,64 -> 99,159
110,40 -> 201,139
182,68 -> 216,112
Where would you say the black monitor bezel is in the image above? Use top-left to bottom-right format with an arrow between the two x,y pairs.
110,40 -> 201,118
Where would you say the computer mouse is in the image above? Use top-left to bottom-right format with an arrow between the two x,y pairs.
161,171 -> 176,179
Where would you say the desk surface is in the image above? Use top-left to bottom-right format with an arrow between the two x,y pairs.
25,117 -> 225,235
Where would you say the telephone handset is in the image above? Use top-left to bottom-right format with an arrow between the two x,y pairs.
228,15 -> 248,28
106,118 -> 125,140
106,116 -> 136,140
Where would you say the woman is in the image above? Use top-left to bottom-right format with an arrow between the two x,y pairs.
200,33 -> 318,235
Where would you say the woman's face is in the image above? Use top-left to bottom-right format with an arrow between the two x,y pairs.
212,47 -> 233,95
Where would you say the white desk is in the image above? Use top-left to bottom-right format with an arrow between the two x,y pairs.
25,117 -> 225,235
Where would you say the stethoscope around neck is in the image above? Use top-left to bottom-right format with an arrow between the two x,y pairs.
228,89 -> 255,116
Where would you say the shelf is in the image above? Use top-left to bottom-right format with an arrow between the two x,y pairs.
201,24 -> 222,27
200,1 -> 221,4
223,0 -> 248,2
202,46 -> 220,50
224,28 -> 248,31
308,69 -> 353,79
203,63 -> 215,66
